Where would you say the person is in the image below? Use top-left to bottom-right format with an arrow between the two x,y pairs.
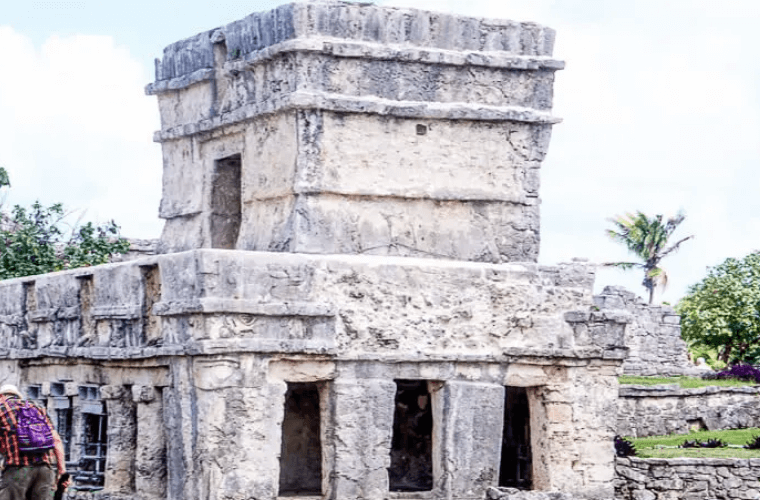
0,384 -> 69,500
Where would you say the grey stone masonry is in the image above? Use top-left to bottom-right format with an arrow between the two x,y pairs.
486,487 -> 591,499
615,457 -> 760,500
617,384 -> 760,437
0,249 -> 627,499
0,3 -> 636,499
594,286 -> 698,376
147,1 -> 564,264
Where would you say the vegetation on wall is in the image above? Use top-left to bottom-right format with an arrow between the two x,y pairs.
0,167 -> 129,280
677,252 -> 760,366
629,428 -> 760,459
604,211 -> 693,304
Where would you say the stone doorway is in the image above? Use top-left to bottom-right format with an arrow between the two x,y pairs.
279,382 -> 323,496
499,386 -> 532,489
389,380 -> 433,492
210,153 -> 242,249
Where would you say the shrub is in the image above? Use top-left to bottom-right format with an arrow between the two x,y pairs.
744,435 -> 760,450
680,438 -> 727,448
0,168 -> 129,279
614,435 -> 637,457
713,364 -> 760,384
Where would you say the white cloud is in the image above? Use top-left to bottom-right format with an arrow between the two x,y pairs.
0,27 -> 163,238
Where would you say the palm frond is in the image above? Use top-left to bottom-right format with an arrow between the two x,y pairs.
659,235 -> 694,259
602,262 -> 642,270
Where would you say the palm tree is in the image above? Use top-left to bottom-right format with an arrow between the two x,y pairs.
605,211 -> 694,304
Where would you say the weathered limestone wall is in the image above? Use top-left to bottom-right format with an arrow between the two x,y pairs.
617,384 -> 760,438
0,250 -> 626,500
594,287 -> 696,376
486,487 -> 588,500
147,1 -> 563,263
615,457 -> 760,500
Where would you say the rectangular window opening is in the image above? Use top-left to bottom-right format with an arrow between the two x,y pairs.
499,386 -> 532,490
389,380 -> 433,492
278,382 -> 322,497
73,387 -> 107,489
210,153 -> 242,250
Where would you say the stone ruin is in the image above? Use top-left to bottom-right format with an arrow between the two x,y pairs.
0,2 -> 634,499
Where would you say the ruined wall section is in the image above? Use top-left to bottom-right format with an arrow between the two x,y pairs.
0,251 -> 625,500
594,286 -> 697,376
617,384 -> 760,438
146,1 -> 563,264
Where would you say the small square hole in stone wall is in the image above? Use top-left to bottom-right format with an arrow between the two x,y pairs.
389,380 -> 433,492
499,386 -> 532,489
210,153 -> 242,249
279,382 -> 322,496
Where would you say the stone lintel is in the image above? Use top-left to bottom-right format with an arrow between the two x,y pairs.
29,306 -> 80,322
91,305 -> 142,320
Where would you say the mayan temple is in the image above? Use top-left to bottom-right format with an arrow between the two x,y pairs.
0,2 -> 630,499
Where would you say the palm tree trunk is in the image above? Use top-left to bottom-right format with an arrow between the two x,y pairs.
648,286 -> 654,304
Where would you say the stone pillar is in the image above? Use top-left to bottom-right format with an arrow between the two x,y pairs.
132,385 -> 166,499
530,364 -> 619,499
436,381 -> 505,498
192,356 -> 283,500
101,384 -> 136,494
330,378 -> 396,500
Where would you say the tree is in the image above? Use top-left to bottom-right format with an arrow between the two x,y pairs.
0,167 -> 130,280
677,252 -> 760,366
604,211 -> 693,304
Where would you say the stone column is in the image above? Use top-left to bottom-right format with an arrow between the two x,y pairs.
101,384 -> 136,494
330,378 -> 396,500
132,385 -> 166,499
436,381 -> 505,498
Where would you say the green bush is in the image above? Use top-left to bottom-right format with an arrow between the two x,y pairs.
0,167 -> 129,279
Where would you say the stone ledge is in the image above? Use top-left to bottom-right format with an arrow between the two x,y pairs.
153,91 -> 561,142
146,37 -> 564,95
619,384 -> 760,397
152,298 -> 334,317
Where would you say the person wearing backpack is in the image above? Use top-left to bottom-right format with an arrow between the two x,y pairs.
0,384 -> 69,500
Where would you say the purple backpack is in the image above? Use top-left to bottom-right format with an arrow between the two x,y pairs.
14,401 -> 55,453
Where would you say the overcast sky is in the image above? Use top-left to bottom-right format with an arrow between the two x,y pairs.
1,0 -> 759,304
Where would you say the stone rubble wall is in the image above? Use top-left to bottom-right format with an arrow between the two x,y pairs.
594,286 -> 698,376
617,384 -> 760,438
615,457 -> 760,500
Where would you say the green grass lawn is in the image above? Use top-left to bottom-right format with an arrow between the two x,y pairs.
628,428 -> 760,459
619,375 -> 758,389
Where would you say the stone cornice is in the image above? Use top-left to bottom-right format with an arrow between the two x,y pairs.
153,91 -> 560,142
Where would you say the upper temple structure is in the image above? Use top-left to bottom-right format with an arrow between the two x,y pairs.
146,1 -> 562,262
0,3 -> 632,500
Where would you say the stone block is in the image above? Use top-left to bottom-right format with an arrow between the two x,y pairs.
438,381 -> 504,497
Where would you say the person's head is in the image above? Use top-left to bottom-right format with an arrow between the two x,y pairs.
0,384 -> 23,399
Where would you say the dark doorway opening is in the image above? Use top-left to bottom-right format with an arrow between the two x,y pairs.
279,383 -> 322,496
389,380 -> 433,492
499,386 -> 532,489
210,154 -> 242,249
